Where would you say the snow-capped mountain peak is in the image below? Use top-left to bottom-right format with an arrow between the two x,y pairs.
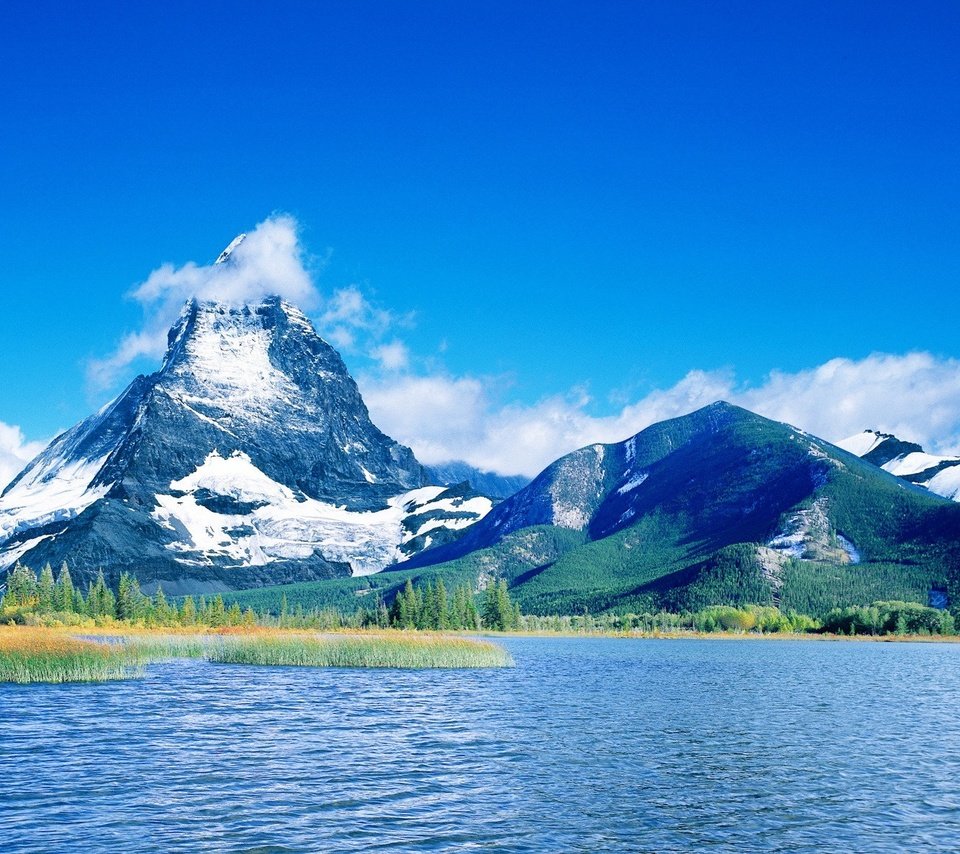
0,289 -> 493,590
835,430 -> 892,458
214,233 -> 246,264
838,430 -> 960,501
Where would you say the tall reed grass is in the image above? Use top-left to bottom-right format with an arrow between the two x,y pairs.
0,627 -> 512,682
0,627 -> 140,683
208,631 -> 513,669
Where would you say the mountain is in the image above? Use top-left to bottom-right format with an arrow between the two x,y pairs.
395,403 -> 960,615
0,283 -> 492,592
836,430 -> 960,501
423,462 -> 529,499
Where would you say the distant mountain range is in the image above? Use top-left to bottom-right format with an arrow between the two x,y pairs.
1,243 -> 958,612
423,462 -> 530,500
396,403 -> 960,615
836,430 -> 960,501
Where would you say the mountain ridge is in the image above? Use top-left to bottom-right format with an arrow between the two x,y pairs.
0,294 -> 493,591
393,402 -> 960,615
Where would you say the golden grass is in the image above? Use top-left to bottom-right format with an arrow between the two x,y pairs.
0,627 -> 140,683
208,630 -> 514,669
0,626 -> 513,682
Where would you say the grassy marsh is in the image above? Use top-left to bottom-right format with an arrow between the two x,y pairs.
0,627 -> 141,683
208,630 -> 514,669
0,627 -> 513,683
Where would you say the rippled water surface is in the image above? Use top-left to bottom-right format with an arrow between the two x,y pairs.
3,637 -> 960,852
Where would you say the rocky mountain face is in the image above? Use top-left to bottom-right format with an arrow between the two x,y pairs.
837,430 -> 960,501
397,403 -> 960,615
0,294 -> 491,593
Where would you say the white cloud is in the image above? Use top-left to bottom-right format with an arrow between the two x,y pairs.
736,353 -> 960,453
88,217 -> 411,392
88,214 -> 319,390
318,286 -> 408,359
0,422 -> 47,491
360,353 -> 960,476
370,340 -> 410,372
131,214 -> 316,308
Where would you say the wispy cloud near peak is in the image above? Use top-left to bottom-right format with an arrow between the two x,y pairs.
88,214 -> 318,391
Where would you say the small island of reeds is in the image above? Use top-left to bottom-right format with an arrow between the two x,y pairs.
208,629 -> 513,669
0,626 -> 513,684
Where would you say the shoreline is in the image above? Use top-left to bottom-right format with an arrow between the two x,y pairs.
7,623 -> 958,645
477,629 -> 960,644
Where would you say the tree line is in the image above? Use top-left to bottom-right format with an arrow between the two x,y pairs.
3,561 -> 954,637
518,602 -> 954,636
1,562 -> 256,627
0,563 -> 523,632
387,578 -> 520,631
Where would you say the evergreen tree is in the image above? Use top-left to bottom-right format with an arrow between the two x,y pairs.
128,576 -> 144,621
243,606 -> 257,627
37,563 -> 55,613
392,580 -> 419,629
88,570 -> 115,619
481,579 -> 518,631
6,563 -> 38,608
180,595 -> 197,626
54,562 -> 74,613
388,590 -> 403,627
227,602 -> 243,625
153,585 -> 170,624
449,586 -> 465,630
419,581 -> 437,629
118,572 -> 145,622
117,572 -> 130,619
435,578 -> 449,630
481,582 -> 500,630
496,580 -> 513,630
375,596 -> 390,629
461,586 -> 480,630
208,594 -> 226,626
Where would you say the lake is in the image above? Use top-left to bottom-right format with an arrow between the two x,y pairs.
2,637 -> 959,852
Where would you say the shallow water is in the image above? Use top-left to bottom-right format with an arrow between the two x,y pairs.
2,637 -> 959,852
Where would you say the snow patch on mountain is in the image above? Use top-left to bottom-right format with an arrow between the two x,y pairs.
767,499 -> 859,564
927,466 -> 960,501
152,452 -> 491,576
836,431 -> 887,457
882,451 -> 959,478
171,450 -> 293,504
837,534 -> 861,564
402,494 -> 493,543
215,233 -> 247,264
0,454 -> 113,543
617,472 -> 649,494
0,534 -> 58,570
838,430 -> 960,502
165,302 -> 298,414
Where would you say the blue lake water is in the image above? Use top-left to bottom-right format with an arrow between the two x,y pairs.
2,637 -> 960,852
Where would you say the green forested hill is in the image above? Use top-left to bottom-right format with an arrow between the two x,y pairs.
227,403 -> 960,618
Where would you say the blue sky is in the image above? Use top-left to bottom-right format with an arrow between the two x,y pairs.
1,1 -> 959,477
